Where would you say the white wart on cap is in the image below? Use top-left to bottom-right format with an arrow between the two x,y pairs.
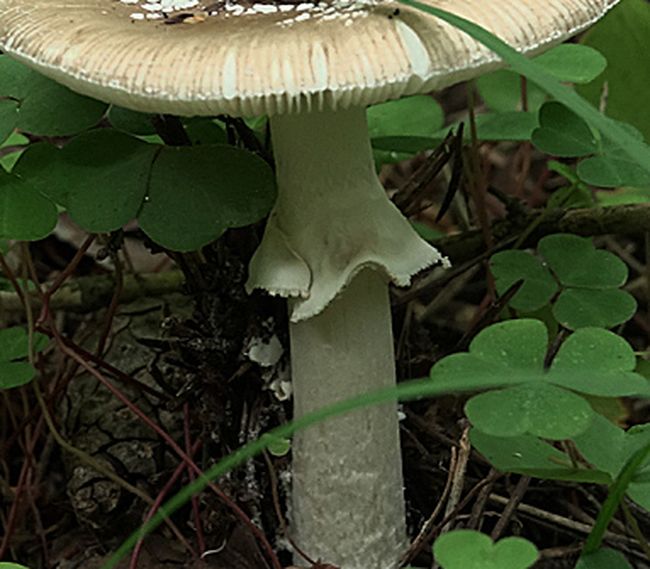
0,0 -> 619,117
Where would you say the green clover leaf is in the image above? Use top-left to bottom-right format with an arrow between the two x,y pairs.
433,530 -> 538,569
490,250 -> 558,312
0,56 -> 107,137
466,382 -> 593,439
573,414 -> 650,511
0,327 -> 49,390
470,429 -> 612,484
575,549 -> 633,569
532,102 -> 598,157
430,320 -> 648,440
539,234 -> 628,289
491,234 -> 637,330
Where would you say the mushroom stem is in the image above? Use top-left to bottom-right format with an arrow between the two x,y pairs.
289,268 -> 407,568
247,107 -> 445,567
247,107 -> 446,322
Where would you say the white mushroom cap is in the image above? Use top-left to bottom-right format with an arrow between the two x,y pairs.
0,0 -> 618,117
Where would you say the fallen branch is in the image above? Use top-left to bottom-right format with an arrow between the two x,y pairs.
437,203 -> 650,264
0,270 -> 184,314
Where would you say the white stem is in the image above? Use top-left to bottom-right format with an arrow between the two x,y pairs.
247,107 -> 447,322
289,268 -> 406,569
246,108 -> 446,567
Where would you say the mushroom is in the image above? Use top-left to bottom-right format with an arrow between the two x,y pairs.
0,0 -> 618,567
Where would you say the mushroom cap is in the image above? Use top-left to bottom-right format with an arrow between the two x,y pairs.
0,0 -> 618,117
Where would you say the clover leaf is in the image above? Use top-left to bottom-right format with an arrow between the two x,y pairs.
490,234 -> 637,330
0,56 -> 107,137
540,235 -> 637,329
430,320 -> 649,439
477,44 -> 606,114
0,167 -> 57,241
0,327 -> 49,390
538,234 -> 627,289
532,98 -> 650,187
532,102 -> 598,157
433,530 -> 538,569
490,250 -> 558,312
14,129 -> 277,251
0,99 -> 19,146
552,288 -> 637,330
470,430 -> 611,484
575,549 -> 633,569
466,382 -> 593,439
573,414 -> 650,511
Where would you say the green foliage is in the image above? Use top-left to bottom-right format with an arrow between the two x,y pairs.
466,382 -> 593,439
477,71 -> 546,113
532,44 -> 608,85
371,111 -> 538,154
575,549 -> 633,569
183,118 -> 228,146
15,131 -> 155,228
532,102 -> 650,188
578,0 -> 650,143
0,326 -> 49,390
261,434 -> 291,457
491,234 -> 637,329
399,0 -> 650,181
0,56 -> 107,137
573,414 -> 650,511
0,56 -> 273,251
367,95 -> 443,166
0,564 -> 31,569
490,249 -> 558,312
532,102 -> 598,157
367,95 -> 444,141
432,319 -> 648,439
12,129 -> 276,251
0,98 -> 19,145
539,235 -> 628,288
0,167 -> 57,241
0,132 -> 29,171
478,44 -> 606,114
0,4 -> 644,566
139,144 -> 276,251
584,440 -> 650,553
469,430 -> 611,483
107,106 -> 158,136
433,530 -> 538,569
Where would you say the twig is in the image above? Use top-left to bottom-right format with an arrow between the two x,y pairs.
487,494 -> 639,547
490,475 -> 530,540
184,403 -> 206,556
466,469 -> 498,531
398,445 -> 457,566
0,270 -> 185,315
430,427 -> 472,569
436,203 -> 650,266
441,426 -> 472,534
95,249 -> 124,357
129,439 -> 202,568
